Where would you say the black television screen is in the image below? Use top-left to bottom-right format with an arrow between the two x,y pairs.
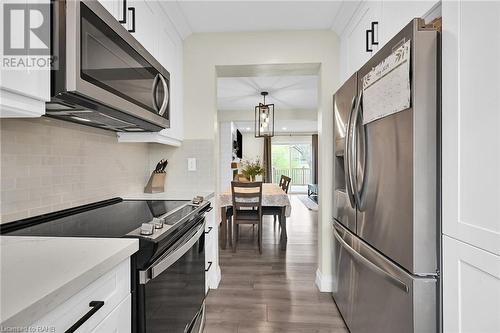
236,130 -> 243,158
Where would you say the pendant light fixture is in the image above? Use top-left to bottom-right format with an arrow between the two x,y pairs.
254,91 -> 275,137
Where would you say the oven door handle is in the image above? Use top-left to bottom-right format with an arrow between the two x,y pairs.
139,222 -> 204,284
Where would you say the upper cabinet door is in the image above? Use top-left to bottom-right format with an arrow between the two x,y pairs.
0,0 -> 50,117
378,1 -> 438,47
442,1 -> 500,256
97,0 -> 121,21
340,1 -> 381,81
126,0 -> 158,58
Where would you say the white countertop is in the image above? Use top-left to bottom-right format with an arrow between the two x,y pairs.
124,189 -> 215,201
0,236 -> 138,327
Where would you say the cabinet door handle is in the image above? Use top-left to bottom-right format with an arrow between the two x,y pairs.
119,0 -> 127,23
205,261 -> 213,272
65,301 -> 105,333
205,226 -> 213,234
371,21 -> 379,45
366,29 -> 373,52
127,7 -> 135,33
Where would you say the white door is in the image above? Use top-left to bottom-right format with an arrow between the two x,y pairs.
443,235 -> 500,333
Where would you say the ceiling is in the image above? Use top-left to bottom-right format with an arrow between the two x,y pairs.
217,75 -> 318,111
172,1 -> 344,34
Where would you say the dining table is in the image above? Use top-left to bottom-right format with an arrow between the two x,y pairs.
219,183 -> 292,250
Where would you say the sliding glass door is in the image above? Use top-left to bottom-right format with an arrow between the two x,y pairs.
271,142 -> 312,185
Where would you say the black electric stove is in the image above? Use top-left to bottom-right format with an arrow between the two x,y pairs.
0,197 -> 211,333
0,197 -> 210,267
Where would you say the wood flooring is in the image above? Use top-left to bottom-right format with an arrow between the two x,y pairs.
205,195 -> 348,333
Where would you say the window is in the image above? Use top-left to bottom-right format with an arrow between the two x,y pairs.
271,142 -> 312,185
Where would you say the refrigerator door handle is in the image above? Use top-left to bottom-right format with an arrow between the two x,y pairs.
344,97 -> 356,208
348,90 -> 363,207
334,225 -> 409,293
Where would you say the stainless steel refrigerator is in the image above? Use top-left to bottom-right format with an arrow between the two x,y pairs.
332,19 -> 439,333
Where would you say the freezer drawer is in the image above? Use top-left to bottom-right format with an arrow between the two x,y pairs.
333,222 -> 437,333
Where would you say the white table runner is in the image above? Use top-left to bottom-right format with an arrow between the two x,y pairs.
219,183 -> 292,217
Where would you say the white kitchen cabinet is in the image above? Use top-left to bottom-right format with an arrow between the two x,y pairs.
98,0 -> 122,21
339,1 -> 381,81
205,197 -> 220,292
31,259 -> 132,332
441,2 -> 500,332
443,235 -> 500,333
378,1 -> 438,47
0,0 -> 50,117
339,0 -> 439,82
127,0 -> 157,58
91,295 -> 132,333
117,2 -> 184,145
441,0 -> 500,256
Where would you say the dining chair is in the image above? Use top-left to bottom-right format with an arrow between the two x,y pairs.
279,175 -> 292,193
274,175 -> 291,226
231,181 -> 263,253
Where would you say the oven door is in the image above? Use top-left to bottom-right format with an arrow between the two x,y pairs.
138,217 -> 206,333
63,0 -> 170,128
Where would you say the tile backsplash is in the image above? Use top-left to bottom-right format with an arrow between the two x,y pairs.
1,118 -> 150,223
0,118 -> 216,224
148,139 -> 215,193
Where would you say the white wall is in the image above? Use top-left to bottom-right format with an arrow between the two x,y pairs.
183,30 -> 340,290
219,121 -> 236,191
241,133 -> 263,162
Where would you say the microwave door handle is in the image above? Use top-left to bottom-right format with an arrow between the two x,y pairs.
350,91 -> 364,209
151,74 -> 160,112
345,96 -> 356,208
139,223 -> 204,284
157,74 -> 169,116
333,226 -> 409,293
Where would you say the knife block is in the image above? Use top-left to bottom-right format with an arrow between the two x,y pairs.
144,172 -> 166,193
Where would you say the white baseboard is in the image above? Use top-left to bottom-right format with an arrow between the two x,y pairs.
315,268 -> 333,292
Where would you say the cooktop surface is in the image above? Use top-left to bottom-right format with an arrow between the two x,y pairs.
5,200 -> 191,238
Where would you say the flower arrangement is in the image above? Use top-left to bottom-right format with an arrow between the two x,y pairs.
240,157 -> 264,182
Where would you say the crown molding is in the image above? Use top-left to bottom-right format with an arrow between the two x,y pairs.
157,1 -> 193,40
331,1 -> 362,36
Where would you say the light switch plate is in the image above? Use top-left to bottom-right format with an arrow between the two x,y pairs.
187,158 -> 197,171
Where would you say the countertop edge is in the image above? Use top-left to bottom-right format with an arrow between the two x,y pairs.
1,239 -> 139,328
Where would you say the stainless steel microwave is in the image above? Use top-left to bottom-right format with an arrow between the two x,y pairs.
47,0 -> 170,132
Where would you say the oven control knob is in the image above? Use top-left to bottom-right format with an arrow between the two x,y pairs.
153,218 -> 163,229
140,223 -> 154,235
